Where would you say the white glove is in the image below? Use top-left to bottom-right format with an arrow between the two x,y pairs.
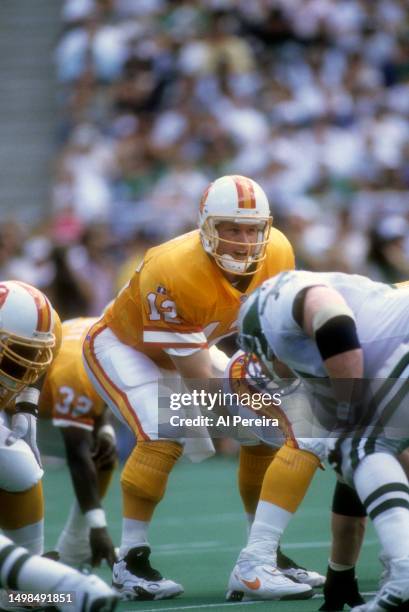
5,412 -> 42,468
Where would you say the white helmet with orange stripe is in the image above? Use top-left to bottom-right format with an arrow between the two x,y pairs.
198,175 -> 272,275
0,281 -> 56,403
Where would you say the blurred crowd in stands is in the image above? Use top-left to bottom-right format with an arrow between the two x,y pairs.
2,0 -> 409,321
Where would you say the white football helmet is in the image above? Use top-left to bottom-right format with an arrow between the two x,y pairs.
0,281 -> 55,404
198,175 -> 272,275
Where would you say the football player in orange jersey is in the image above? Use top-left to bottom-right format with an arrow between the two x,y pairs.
39,317 -> 117,569
83,175 -> 316,600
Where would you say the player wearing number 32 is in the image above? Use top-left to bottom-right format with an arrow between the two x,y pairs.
39,317 -> 117,569
83,175 -> 304,600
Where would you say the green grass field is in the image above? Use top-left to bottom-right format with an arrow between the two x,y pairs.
42,455 -> 381,612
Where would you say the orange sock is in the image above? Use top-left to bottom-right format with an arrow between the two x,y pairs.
121,440 -> 182,521
238,444 -> 277,516
260,443 -> 320,513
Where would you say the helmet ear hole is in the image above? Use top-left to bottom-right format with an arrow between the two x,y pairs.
9,344 -> 38,361
1,344 -> 41,380
1,355 -> 26,380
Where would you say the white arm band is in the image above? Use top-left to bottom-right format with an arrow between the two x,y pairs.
85,508 -> 107,529
312,302 -> 355,334
98,424 -> 116,440
15,387 -> 40,406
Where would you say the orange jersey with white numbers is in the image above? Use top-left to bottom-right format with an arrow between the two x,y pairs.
101,228 -> 294,368
39,317 -> 105,430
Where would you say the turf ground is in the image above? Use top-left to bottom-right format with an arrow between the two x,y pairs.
42,455 -> 380,612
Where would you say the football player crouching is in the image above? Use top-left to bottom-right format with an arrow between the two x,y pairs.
38,317 -> 117,569
233,271 -> 409,612
82,175 -> 302,600
224,348 -> 325,602
0,282 -> 118,610
0,281 -> 61,556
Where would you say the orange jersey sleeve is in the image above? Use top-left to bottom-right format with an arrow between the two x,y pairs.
39,317 -> 105,430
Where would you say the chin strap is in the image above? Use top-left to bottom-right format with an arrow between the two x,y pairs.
219,253 -> 251,274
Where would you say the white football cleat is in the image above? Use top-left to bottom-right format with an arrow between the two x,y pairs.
58,573 -> 119,612
111,546 -> 183,601
280,566 -> 325,587
226,561 -> 313,602
351,556 -> 409,612
277,547 -> 325,587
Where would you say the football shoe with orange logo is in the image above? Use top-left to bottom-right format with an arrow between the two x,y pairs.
226,559 -> 313,601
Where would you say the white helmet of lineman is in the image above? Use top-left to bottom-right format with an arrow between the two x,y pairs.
198,175 -> 272,275
0,281 -> 56,405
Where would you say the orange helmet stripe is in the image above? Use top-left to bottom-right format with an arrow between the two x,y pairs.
233,176 -> 256,209
15,281 -> 52,333
199,184 -> 211,213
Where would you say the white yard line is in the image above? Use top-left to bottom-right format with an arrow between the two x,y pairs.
154,539 -> 378,556
157,508 -> 329,527
125,591 -> 377,612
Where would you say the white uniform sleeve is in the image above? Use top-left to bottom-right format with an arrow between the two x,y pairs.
259,271 -> 329,365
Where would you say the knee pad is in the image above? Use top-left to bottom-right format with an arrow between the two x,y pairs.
0,426 -> 43,492
332,480 -> 367,517
121,440 -> 182,504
